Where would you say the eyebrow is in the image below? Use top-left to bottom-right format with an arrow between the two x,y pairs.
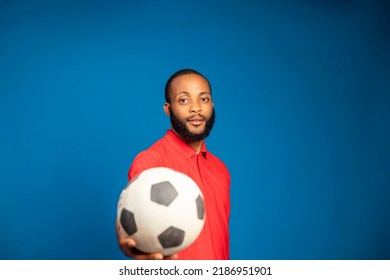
178,91 -> 210,95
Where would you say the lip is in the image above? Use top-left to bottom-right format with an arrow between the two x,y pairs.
188,116 -> 205,126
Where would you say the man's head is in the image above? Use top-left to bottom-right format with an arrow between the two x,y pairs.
164,69 -> 215,142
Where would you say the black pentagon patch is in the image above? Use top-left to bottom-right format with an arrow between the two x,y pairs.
158,227 -> 185,248
196,195 -> 204,220
120,209 -> 137,236
151,181 -> 178,206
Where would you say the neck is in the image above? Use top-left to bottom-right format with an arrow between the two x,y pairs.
171,129 -> 203,154
188,141 -> 203,154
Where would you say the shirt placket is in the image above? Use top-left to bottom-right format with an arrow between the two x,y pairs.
196,153 -> 204,186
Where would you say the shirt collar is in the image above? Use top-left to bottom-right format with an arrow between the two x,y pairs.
166,129 -> 208,159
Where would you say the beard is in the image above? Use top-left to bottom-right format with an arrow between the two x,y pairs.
170,108 -> 216,142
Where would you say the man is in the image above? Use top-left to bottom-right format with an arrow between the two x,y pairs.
116,69 -> 230,260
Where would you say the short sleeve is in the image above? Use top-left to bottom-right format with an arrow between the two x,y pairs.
127,150 -> 162,181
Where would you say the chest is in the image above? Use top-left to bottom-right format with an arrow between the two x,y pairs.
161,154 -> 229,214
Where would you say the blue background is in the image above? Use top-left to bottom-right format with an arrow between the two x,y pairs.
1,0 -> 389,260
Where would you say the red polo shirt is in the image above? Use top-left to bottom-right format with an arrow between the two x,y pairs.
128,130 -> 230,260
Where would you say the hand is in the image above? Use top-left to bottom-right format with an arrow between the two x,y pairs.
116,220 -> 177,260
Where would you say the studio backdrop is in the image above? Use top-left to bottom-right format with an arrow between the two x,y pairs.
0,0 -> 389,259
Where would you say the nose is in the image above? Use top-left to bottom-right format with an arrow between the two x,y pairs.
190,100 -> 202,114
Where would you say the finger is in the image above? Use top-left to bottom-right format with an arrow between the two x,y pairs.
117,237 -> 137,258
133,252 -> 164,260
119,237 -> 136,249
125,244 -> 164,260
164,254 -> 178,260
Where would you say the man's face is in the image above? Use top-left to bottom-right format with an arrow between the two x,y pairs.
165,74 -> 215,142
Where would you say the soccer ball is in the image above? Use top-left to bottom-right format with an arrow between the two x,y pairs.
117,167 -> 205,256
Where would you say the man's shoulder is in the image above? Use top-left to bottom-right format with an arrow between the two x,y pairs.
134,132 -> 169,158
206,150 -> 229,171
128,135 -> 169,180
133,147 -> 161,164
133,137 -> 166,164
204,149 -> 231,186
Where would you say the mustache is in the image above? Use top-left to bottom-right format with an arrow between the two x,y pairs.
187,114 -> 206,121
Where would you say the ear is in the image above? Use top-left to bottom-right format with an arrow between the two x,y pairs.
164,103 -> 171,116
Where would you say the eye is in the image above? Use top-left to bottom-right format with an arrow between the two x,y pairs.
178,98 -> 189,104
200,96 -> 210,102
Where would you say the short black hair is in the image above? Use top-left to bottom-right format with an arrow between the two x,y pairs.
164,68 -> 212,103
